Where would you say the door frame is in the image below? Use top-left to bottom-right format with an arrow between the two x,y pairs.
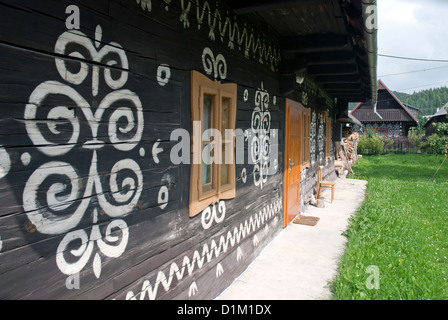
283,99 -> 303,227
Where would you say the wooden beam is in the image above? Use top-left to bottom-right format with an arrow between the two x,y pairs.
228,0 -> 326,15
279,57 -> 307,74
314,74 -> 362,84
281,34 -> 349,53
323,83 -> 363,90
305,51 -> 355,66
316,77 -> 363,86
326,87 -> 364,93
334,96 -> 366,102
280,74 -> 297,96
307,64 -> 358,76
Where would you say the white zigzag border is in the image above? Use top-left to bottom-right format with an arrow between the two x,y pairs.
125,196 -> 282,300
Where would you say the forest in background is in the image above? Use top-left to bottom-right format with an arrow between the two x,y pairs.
393,86 -> 448,116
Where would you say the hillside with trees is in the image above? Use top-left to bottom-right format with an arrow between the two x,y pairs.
393,86 -> 448,116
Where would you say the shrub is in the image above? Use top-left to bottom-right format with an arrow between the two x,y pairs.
357,135 -> 384,155
427,123 -> 448,154
408,127 -> 427,152
381,136 -> 394,151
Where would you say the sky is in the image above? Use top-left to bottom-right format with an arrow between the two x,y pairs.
377,0 -> 448,94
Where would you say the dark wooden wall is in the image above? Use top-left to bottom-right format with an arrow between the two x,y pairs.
0,0 -> 285,299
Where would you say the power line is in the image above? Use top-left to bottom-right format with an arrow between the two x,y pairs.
379,65 -> 448,77
396,80 -> 448,92
379,54 -> 448,63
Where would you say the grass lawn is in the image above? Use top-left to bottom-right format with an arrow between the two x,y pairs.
331,153 -> 448,300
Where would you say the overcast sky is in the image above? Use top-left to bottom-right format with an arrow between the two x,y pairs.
377,0 -> 448,93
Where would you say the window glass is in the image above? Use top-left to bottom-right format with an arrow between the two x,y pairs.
203,94 -> 214,141
202,144 -> 213,192
377,129 -> 387,137
221,97 -> 230,130
220,144 -> 229,186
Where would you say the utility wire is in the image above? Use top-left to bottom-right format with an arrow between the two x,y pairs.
379,54 -> 448,63
379,65 -> 448,77
396,80 -> 448,92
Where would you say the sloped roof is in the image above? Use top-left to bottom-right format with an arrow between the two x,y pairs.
403,103 -> 419,119
350,79 -> 418,124
424,104 -> 447,127
434,104 -> 447,117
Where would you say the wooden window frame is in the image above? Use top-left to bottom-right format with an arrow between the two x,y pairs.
190,71 -> 237,217
324,112 -> 332,158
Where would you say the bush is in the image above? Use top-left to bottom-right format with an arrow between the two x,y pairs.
382,136 -> 394,151
426,123 -> 448,154
357,135 -> 385,155
408,127 -> 424,149
427,134 -> 448,154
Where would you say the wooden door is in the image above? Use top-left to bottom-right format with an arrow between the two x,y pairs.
284,99 -> 302,227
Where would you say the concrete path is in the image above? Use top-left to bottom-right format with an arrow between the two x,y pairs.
215,177 -> 368,300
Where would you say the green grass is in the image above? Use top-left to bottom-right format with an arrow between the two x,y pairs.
331,153 -> 448,300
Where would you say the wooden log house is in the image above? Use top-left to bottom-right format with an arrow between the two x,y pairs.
350,79 -> 418,138
424,104 -> 448,136
0,0 -> 377,299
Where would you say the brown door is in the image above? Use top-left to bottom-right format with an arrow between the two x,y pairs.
284,99 -> 302,227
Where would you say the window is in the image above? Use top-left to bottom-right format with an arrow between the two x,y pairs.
324,112 -> 332,158
301,107 -> 311,168
190,71 -> 237,217
376,128 -> 387,138
366,128 -> 387,138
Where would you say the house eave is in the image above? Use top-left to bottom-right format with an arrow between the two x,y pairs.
224,0 -> 378,105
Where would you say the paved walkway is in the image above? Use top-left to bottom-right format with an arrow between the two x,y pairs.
215,177 -> 368,300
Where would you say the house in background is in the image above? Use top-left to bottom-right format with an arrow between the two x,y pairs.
351,80 -> 418,138
0,0 -> 377,299
424,103 -> 448,136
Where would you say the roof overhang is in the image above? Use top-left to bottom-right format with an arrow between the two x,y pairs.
224,0 -> 378,105
337,113 -> 363,126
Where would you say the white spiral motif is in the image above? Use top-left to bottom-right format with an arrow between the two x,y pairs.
25,81 -> 83,157
201,47 -> 227,80
250,135 -> 261,164
103,90 -> 144,151
56,229 -> 92,275
215,54 -> 227,79
201,201 -> 226,230
98,158 -> 143,218
23,161 -> 85,235
54,27 -> 129,96
56,220 -> 129,276
0,146 -> 11,180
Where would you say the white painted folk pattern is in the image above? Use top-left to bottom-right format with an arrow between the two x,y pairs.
251,83 -> 271,189
201,200 -> 226,230
125,196 -> 282,300
202,47 -> 227,80
0,146 -> 10,180
23,26 -> 143,279
135,0 -> 281,70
